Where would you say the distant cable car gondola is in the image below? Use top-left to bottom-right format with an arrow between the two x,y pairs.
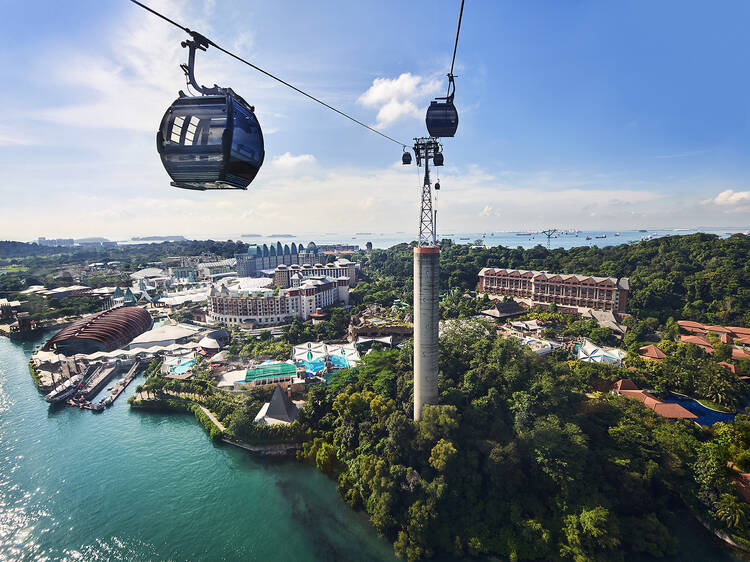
425,74 -> 458,138
156,33 -> 264,191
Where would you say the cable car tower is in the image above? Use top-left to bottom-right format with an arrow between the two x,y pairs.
406,137 -> 444,421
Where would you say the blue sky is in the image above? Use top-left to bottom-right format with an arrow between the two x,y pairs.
1,0 -> 749,240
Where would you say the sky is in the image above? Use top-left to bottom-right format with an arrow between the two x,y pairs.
1,0 -> 749,241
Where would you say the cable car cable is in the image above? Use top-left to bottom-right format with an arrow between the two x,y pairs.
449,0 -> 465,77
128,0 -> 410,149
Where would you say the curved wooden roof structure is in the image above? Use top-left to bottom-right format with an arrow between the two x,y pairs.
43,307 -> 153,353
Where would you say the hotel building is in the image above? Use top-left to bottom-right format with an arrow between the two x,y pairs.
207,275 -> 349,326
235,241 -> 321,277
478,268 -> 629,313
273,259 -> 357,288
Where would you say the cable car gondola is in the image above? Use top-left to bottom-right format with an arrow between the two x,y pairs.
156,33 -> 264,191
425,74 -> 458,138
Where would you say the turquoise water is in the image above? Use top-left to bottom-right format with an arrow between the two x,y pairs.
0,335 -> 395,561
297,355 -> 350,375
169,359 -> 196,376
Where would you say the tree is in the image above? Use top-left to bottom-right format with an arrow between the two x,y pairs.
715,493 -> 749,531
560,506 -> 621,561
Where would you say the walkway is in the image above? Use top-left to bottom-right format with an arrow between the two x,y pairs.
132,390 -> 225,432
198,405 -> 225,432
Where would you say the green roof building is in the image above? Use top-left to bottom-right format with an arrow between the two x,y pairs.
245,362 -> 298,384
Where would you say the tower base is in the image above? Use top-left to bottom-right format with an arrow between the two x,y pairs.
413,246 -> 440,421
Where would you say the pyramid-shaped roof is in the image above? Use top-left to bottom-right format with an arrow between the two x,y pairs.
265,385 -> 298,423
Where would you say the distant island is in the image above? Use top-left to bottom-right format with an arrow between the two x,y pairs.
354,232 -> 372,235
242,234 -> 262,237
132,235 -> 186,242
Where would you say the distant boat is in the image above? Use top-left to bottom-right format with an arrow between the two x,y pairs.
516,232 -> 534,236
615,232 -> 620,236
586,236 -> 592,240
459,237 -> 470,240
596,234 -> 607,239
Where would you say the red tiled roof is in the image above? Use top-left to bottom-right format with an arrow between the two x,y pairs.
680,334 -> 714,350
719,361 -> 737,374
618,389 -> 654,403
678,320 -> 706,329
736,336 -> 750,346
728,327 -> 750,337
639,344 -> 667,360
613,381 -> 697,419
733,348 -> 750,361
612,378 -> 639,391
705,325 -> 732,333
652,403 -> 698,419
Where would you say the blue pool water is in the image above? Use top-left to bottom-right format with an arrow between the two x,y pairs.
169,359 -> 196,376
663,393 -> 736,426
297,355 -> 350,375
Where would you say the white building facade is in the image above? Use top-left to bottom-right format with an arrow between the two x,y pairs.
207,275 -> 349,326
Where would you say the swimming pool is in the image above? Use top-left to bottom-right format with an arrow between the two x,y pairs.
663,392 -> 735,426
296,355 -> 350,375
170,359 -> 196,376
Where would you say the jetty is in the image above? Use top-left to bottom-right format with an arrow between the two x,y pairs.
78,360 -> 128,401
100,359 -> 145,408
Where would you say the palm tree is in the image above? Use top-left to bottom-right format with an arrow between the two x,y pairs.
715,493 -> 748,530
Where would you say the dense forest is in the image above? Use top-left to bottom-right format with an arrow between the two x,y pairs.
298,322 -> 750,561
355,233 -> 750,324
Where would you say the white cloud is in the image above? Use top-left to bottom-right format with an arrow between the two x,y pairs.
703,189 -> 750,206
0,130 -> 33,147
271,152 -> 316,168
358,73 -> 442,128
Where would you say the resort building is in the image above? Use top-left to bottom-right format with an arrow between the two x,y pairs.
170,266 -> 196,284
207,275 -> 349,326
235,241 -> 320,277
43,306 -> 153,355
272,259 -> 358,288
576,339 -> 627,366
639,344 -> 667,361
128,324 -> 197,350
292,342 -> 360,375
253,385 -> 300,425
196,259 -> 236,280
348,305 -> 414,341
478,268 -> 629,313
612,379 -> 697,420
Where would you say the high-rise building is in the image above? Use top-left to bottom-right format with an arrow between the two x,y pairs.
235,241 -> 320,277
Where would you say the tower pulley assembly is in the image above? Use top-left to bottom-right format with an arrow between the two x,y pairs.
156,32 -> 265,191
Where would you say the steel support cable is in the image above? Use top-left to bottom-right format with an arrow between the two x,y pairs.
128,0 -> 409,148
449,0 -> 465,76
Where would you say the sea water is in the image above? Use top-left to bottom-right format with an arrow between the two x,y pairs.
0,335 -> 395,561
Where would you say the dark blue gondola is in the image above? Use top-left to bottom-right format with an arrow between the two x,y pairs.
157,92 -> 264,190
425,74 -> 458,138
157,32 -> 264,191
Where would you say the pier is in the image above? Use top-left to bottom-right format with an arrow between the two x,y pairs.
100,359 -> 145,408
78,360 -> 129,401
